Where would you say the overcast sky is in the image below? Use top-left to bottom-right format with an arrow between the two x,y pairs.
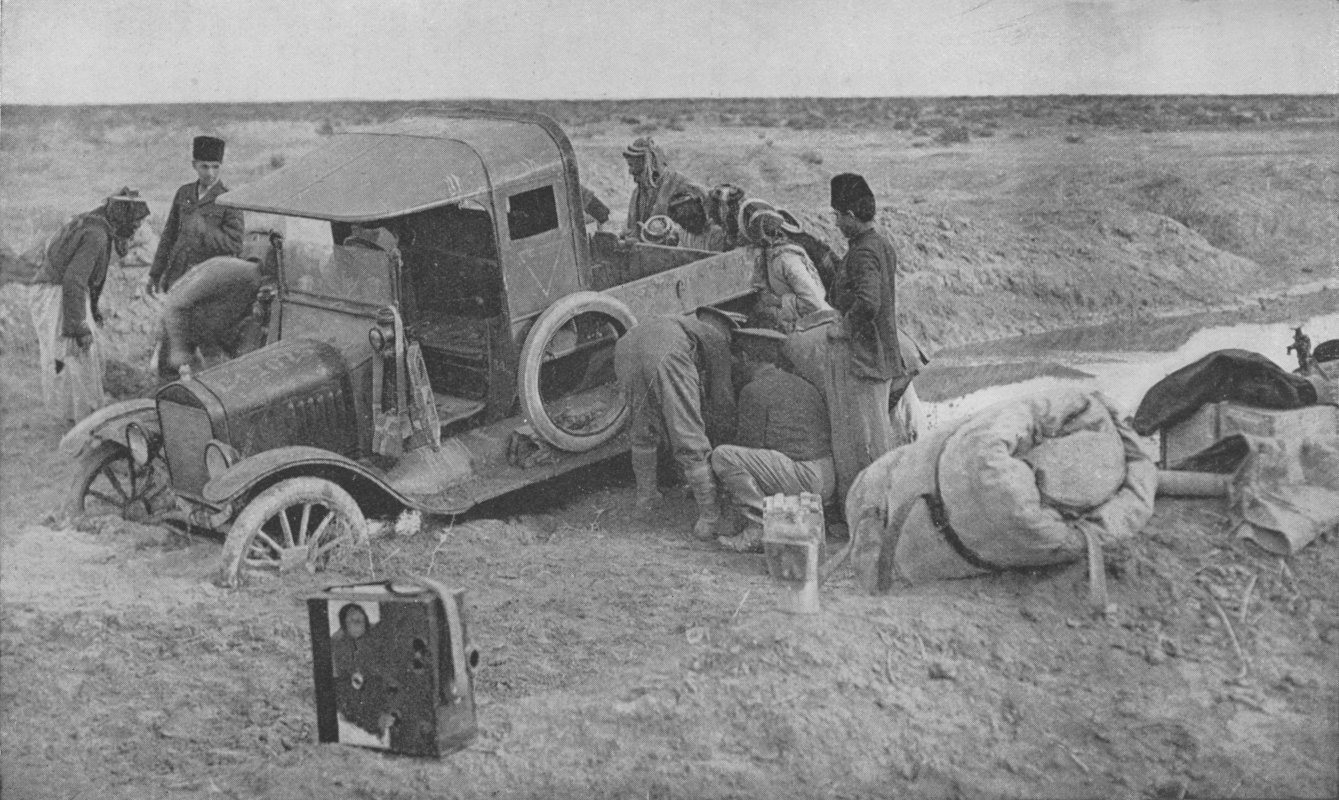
1,0 -> 1335,104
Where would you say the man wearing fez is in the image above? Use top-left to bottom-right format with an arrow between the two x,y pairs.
148,135 -> 244,294
782,174 -> 920,506
29,188 -> 150,424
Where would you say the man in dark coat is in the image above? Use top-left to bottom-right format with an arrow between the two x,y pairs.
154,230 -> 280,380
614,308 -> 736,540
29,188 -> 150,423
781,174 -> 920,505
829,173 -> 910,388
148,135 -> 245,294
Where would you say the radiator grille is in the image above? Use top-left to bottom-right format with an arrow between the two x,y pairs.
159,400 -> 213,500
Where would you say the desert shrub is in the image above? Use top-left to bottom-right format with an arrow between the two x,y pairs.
315,119 -> 336,136
799,150 -> 823,165
786,114 -> 827,130
974,128 -> 995,138
667,118 -> 686,132
935,126 -> 970,145
620,116 -> 641,125
891,119 -> 911,131
269,153 -> 286,170
632,122 -> 659,135
912,127 -> 929,137
1064,134 -> 1085,144
1090,109 -> 1124,126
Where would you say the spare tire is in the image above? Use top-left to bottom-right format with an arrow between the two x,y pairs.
518,291 -> 637,452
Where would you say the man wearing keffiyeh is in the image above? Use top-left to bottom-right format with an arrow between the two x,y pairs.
622,137 -> 700,239
29,188 -> 150,424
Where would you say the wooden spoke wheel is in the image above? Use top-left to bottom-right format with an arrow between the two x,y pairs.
217,477 -> 366,588
65,441 -> 174,522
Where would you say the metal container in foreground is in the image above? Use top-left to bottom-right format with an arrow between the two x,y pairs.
307,577 -> 479,756
762,493 -> 824,614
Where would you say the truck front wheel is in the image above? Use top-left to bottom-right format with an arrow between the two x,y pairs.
518,292 -> 636,452
217,477 -> 367,588
65,440 -> 174,522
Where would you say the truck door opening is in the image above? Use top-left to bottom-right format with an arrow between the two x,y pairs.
398,202 -> 506,428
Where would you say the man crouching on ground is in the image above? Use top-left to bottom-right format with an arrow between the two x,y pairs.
710,327 -> 835,553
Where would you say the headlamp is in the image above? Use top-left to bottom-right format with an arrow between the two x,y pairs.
125,424 -> 151,467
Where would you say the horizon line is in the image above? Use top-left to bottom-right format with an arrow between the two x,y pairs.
4,91 -> 1337,110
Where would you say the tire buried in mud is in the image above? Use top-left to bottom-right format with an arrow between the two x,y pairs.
518,291 -> 636,453
65,440 -> 174,522
218,476 -> 366,588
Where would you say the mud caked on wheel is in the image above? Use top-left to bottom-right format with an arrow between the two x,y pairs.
518,291 -> 636,453
217,477 -> 367,588
65,440 -> 174,522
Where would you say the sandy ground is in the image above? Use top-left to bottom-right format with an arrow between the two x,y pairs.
2,99 -> 1337,799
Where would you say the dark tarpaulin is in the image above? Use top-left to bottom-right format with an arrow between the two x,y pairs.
1132,349 -> 1318,436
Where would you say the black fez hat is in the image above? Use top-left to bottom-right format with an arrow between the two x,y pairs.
830,173 -> 874,212
193,135 -> 226,163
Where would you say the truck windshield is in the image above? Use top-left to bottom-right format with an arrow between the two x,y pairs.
281,216 -> 393,306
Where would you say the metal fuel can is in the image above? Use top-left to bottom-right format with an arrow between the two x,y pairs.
762,493 -> 824,614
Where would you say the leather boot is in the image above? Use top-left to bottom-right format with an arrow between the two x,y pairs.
631,446 -> 662,510
684,464 -> 721,540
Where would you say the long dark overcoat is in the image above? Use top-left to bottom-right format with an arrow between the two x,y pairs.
150,181 -> 244,291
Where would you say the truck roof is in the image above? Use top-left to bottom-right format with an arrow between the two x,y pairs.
218,109 -> 575,222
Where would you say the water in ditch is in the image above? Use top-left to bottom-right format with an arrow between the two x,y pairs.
920,310 -> 1339,429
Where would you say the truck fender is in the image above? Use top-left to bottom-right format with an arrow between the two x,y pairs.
202,445 -> 404,510
58,399 -> 158,459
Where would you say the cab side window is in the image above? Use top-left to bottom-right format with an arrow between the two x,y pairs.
507,186 -> 558,240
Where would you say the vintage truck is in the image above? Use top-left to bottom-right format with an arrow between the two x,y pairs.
60,108 -> 756,586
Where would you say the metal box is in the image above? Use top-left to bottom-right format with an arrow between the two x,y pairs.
307,577 -> 478,756
762,493 -> 824,614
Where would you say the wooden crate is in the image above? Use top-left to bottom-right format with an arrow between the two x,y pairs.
1160,402 -> 1339,469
